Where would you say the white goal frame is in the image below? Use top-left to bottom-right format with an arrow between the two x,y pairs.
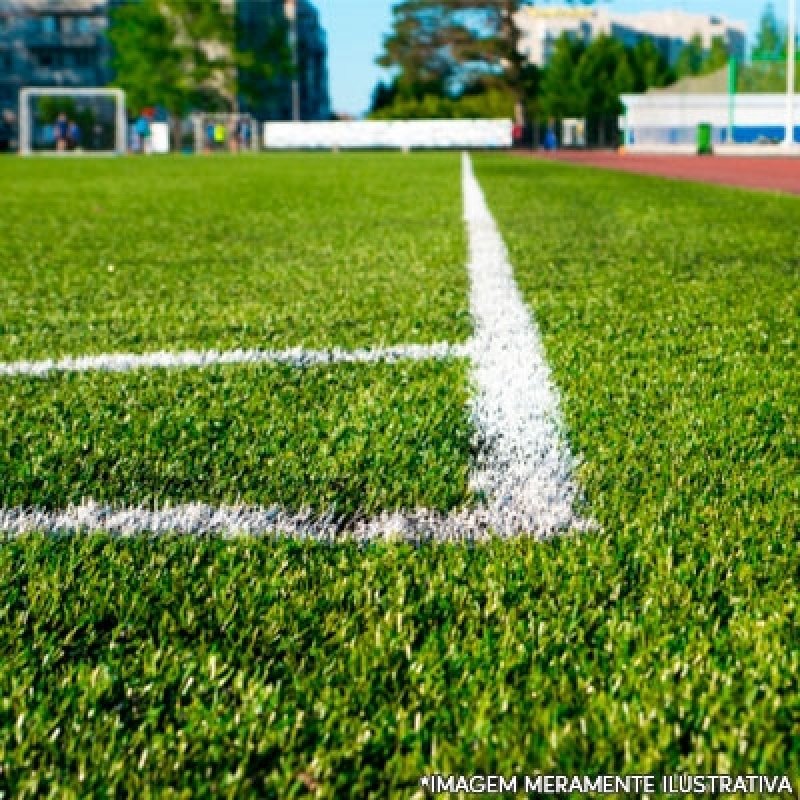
19,87 -> 127,156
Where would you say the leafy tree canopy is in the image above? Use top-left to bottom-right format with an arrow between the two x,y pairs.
110,0 -> 291,118
752,2 -> 787,60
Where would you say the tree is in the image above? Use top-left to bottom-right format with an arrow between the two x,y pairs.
376,1 -> 458,101
110,0 -> 291,129
576,35 -> 634,116
674,33 -> 705,78
369,79 -> 400,113
629,38 -> 672,92
376,1 -> 592,124
109,0 -> 188,119
373,3 -> 673,129
701,36 -> 729,75
538,33 -> 584,119
753,2 -> 786,60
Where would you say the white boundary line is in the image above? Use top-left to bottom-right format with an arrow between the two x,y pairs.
460,152 -> 589,536
0,342 -> 468,378
0,154 -> 591,541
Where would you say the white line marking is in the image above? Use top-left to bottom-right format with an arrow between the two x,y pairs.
0,342 -> 468,378
460,151 -> 589,536
0,154 -> 591,540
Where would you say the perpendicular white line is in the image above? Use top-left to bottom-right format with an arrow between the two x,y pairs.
0,502 -> 578,541
461,152 -> 590,536
0,341 -> 469,378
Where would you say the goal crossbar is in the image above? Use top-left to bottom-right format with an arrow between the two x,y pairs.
19,87 -> 126,156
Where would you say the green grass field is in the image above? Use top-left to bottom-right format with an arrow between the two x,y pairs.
0,154 -> 468,360
0,361 -> 471,515
1,153 -> 799,797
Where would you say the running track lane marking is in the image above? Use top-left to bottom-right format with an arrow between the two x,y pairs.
0,153 -> 591,540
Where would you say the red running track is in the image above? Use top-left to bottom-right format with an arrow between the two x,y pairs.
522,150 -> 800,195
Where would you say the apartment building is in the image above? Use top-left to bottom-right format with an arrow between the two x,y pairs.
0,0 -> 330,140
516,6 -> 747,68
0,0 -> 117,130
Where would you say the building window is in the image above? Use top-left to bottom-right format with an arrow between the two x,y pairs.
36,49 -> 59,68
76,17 -> 93,34
75,49 -> 94,67
0,51 -> 10,70
40,16 -> 58,34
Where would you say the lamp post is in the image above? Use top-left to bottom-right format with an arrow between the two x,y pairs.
787,0 -> 796,147
286,0 -> 300,121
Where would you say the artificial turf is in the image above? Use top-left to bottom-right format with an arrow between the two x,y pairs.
0,360 -> 472,517
0,153 -> 469,361
1,156 -> 799,796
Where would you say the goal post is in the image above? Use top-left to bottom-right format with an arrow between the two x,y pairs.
189,112 -> 259,154
19,87 -> 126,156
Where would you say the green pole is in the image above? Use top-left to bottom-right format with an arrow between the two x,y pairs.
728,56 -> 737,145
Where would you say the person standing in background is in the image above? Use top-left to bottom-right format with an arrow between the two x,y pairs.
135,113 -> 152,155
54,112 -> 68,151
67,119 -> 81,151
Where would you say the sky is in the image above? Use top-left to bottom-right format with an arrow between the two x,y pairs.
316,0 -> 779,117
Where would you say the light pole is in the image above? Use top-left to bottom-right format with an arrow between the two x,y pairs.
787,0 -> 796,147
286,0 -> 300,121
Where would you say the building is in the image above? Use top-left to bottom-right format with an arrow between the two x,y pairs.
236,0 -> 330,121
622,66 -> 800,150
0,0 -> 330,144
290,0 -> 330,121
516,6 -> 747,69
0,0 -> 117,136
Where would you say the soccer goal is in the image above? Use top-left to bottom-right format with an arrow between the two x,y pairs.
19,88 -> 126,156
190,112 -> 259,154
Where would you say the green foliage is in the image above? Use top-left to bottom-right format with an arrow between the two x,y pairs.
0,154 -> 469,361
109,0 -> 191,118
737,60 -> 800,93
628,38 -> 674,93
36,97 -> 77,125
109,0 -> 291,116
673,33 -> 730,80
703,36 -> 730,75
538,34 -> 586,119
373,1 -> 535,120
538,34 -> 668,126
674,34 -> 706,79
0,360 -> 472,516
376,1 -> 521,99
575,35 -> 635,117
370,87 -> 515,119
376,1 -> 457,101
752,1 -> 787,60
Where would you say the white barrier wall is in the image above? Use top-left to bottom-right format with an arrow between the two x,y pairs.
622,93 -> 800,146
262,119 -> 513,150
151,122 -> 170,154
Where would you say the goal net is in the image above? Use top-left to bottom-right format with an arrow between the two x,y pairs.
190,113 -> 259,154
19,88 -> 126,156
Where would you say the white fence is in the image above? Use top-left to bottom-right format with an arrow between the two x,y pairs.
262,119 -> 513,150
622,93 -> 800,147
